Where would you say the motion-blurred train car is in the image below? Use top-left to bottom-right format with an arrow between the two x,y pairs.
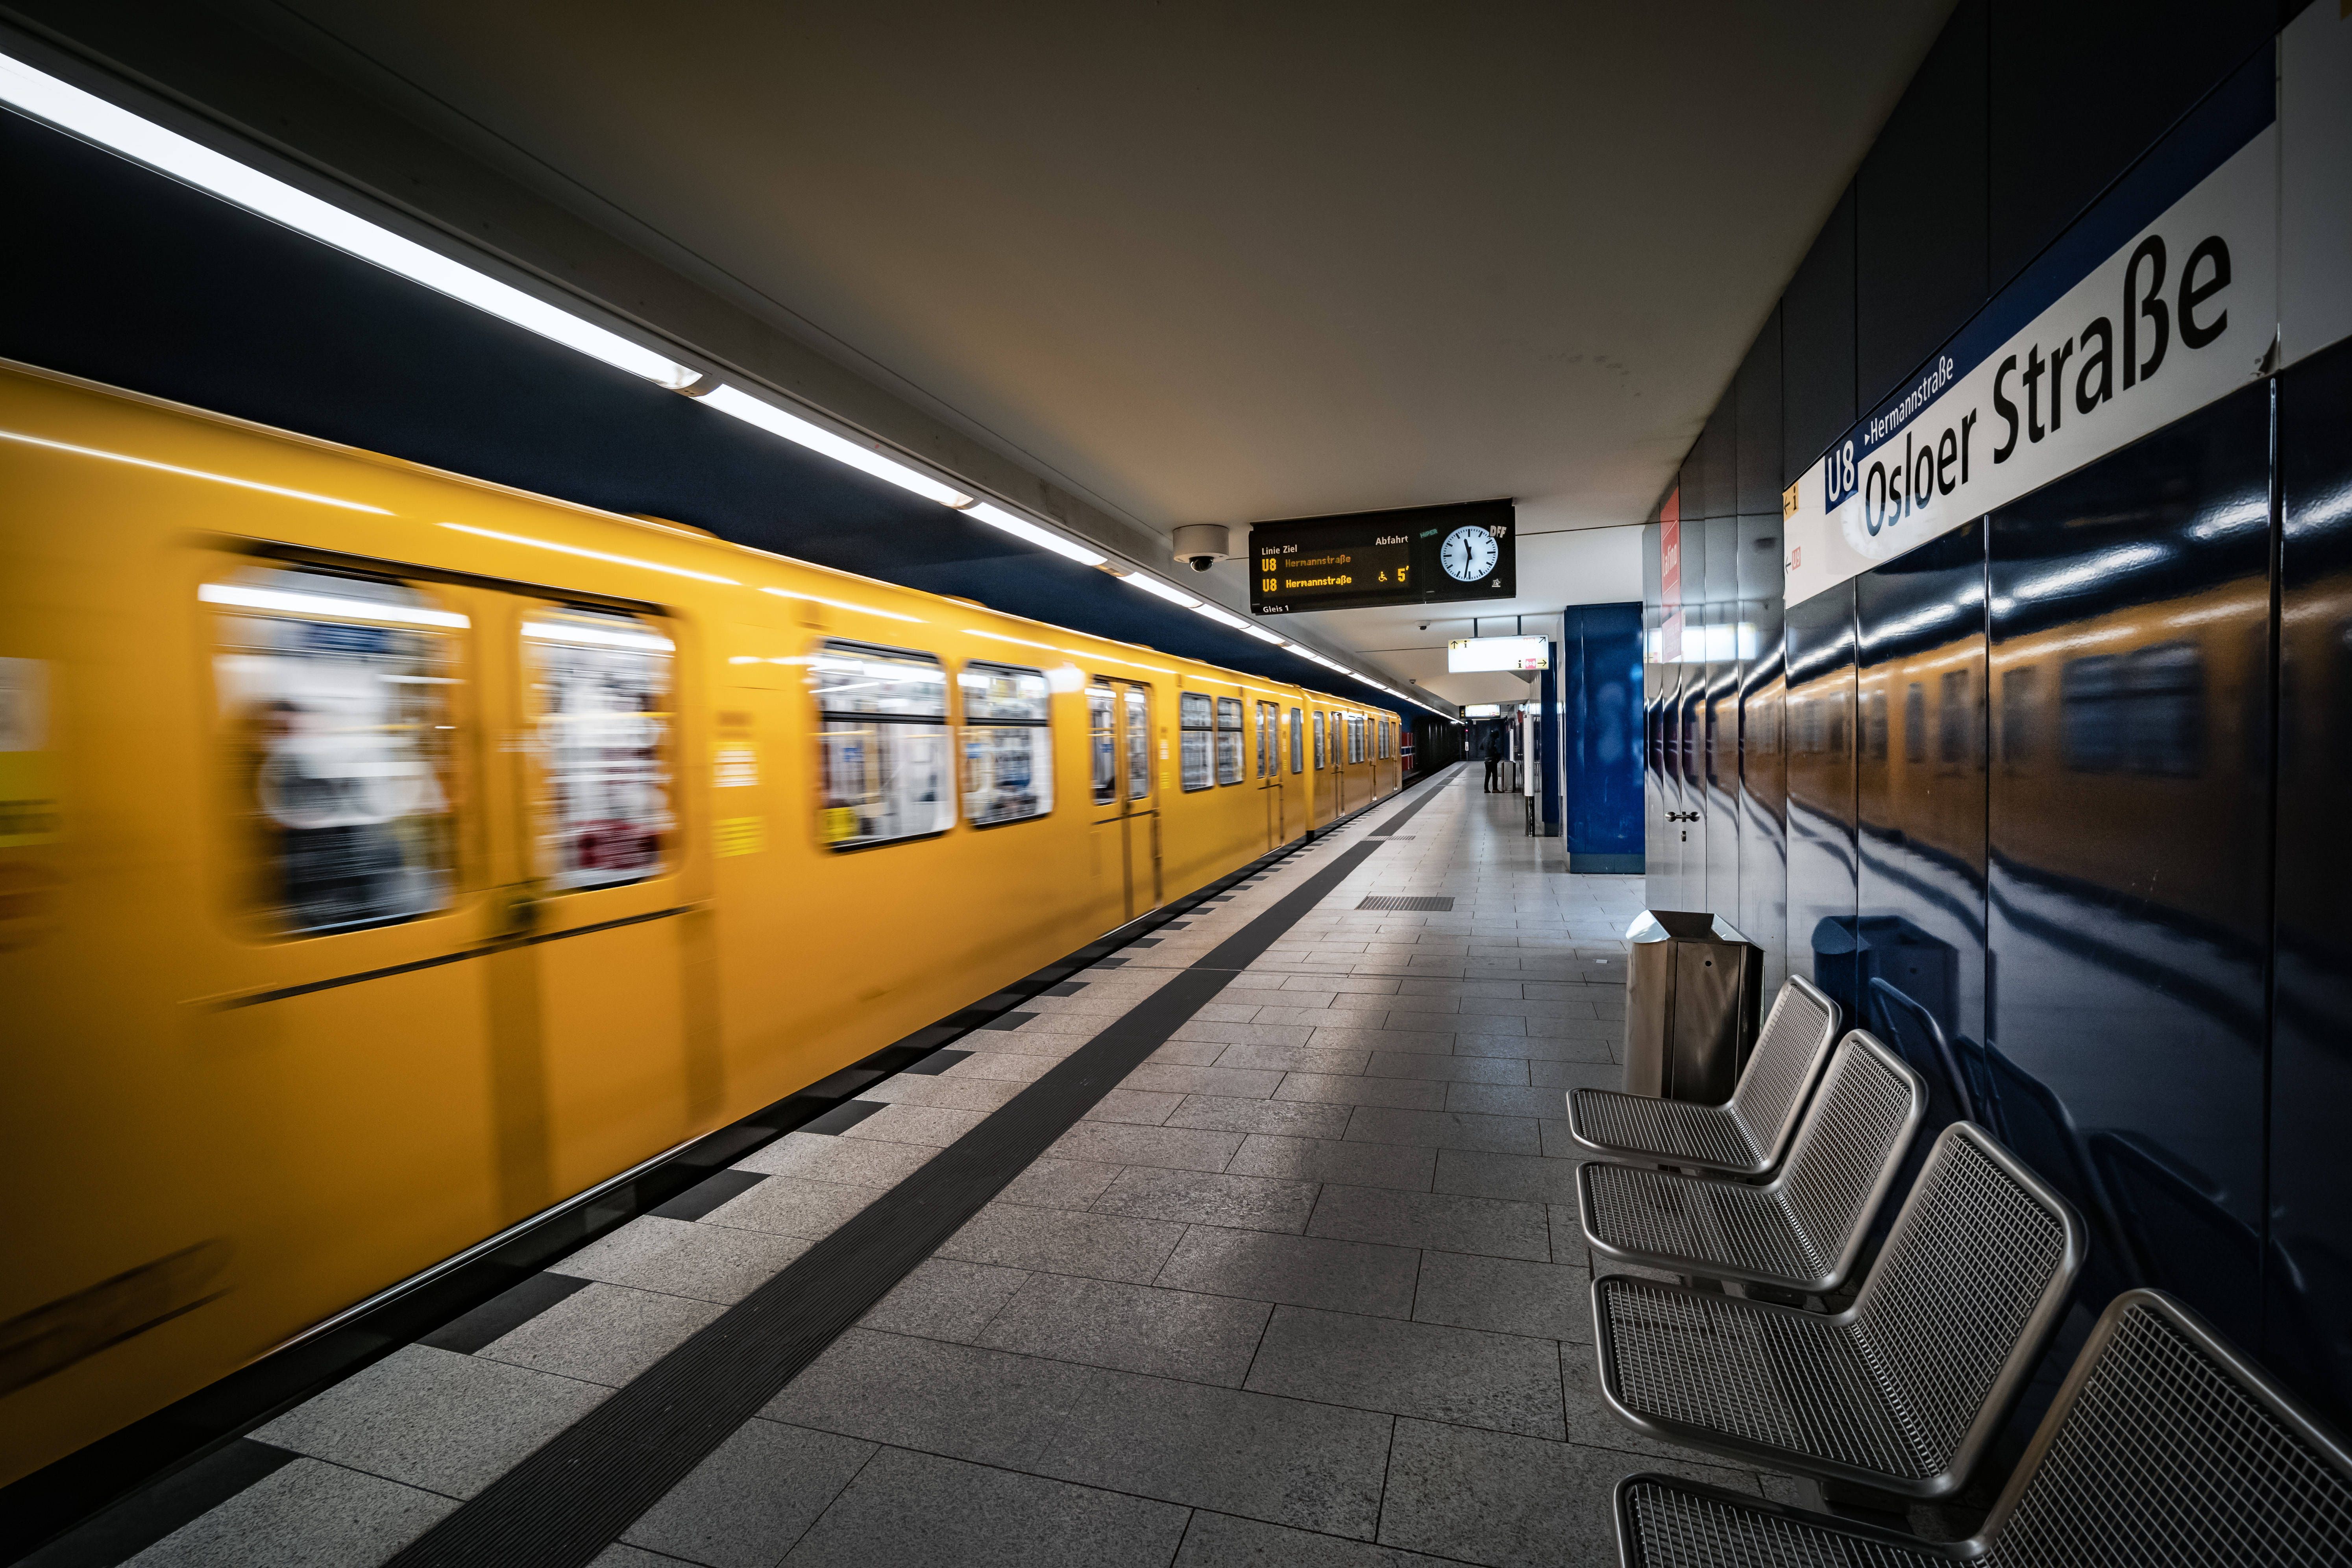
0,360 -> 1402,1483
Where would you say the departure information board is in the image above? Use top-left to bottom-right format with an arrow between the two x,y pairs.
1248,500 -> 1514,616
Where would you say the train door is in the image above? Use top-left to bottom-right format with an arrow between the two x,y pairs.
1255,700 -> 1284,847
194,556 -> 702,1242
497,595 -> 703,1207
1090,678 -> 1159,920
1288,706 -> 1305,830
1312,708 -> 1333,821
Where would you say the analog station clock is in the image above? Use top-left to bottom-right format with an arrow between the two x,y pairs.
1439,525 -> 1501,583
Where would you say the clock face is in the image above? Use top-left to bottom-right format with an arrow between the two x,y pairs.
1439,525 -> 1500,583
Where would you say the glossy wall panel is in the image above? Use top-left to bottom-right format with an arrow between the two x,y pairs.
1646,649 -> 1674,902
1784,586 -> 1860,1021
2271,334 -> 2352,1428
1987,382 -> 2273,1345
1853,523 -> 1988,1134
1705,618 -> 1742,920
1678,649 -> 1709,909
1739,609 -> 1789,995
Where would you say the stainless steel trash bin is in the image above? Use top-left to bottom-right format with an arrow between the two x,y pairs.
1622,910 -> 1763,1103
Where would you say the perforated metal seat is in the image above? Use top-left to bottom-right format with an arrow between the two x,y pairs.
1579,1031 -> 1925,1294
1591,1122 -> 2086,1498
1570,976 -> 1840,1177
1613,1289 -> 2352,1566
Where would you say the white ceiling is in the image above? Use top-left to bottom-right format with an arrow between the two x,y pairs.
240,0 -> 1951,684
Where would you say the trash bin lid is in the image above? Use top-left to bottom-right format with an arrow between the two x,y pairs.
1626,909 -> 1752,945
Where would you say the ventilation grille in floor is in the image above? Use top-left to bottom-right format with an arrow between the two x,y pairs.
1356,896 -> 1454,911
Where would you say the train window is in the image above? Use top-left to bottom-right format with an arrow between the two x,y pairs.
2126,642 -> 2206,777
809,641 -> 952,847
1255,703 -> 1272,779
1904,684 -> 1927,764
525,605 -> 675,891
207,564 -> 461,936
960,662 -> 1051,827
1124,687 -> 1151,800
1290,708 -> 1304,773
2061,656 -> 2124,772
1089,684 -> 1117,804
2001,668 -> 2039,767
1180,692 -> 1213,791
1216,697 -> 1244,785
1938,671 -> 1971,766
1313,710 -> 1327,769
1348,714 -> 1364,763
1863,690 -> 1889,763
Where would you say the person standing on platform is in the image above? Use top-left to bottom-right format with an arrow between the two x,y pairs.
1483,724 -> 1507,792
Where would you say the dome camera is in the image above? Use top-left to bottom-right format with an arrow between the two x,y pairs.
1171,523 -> 1236,573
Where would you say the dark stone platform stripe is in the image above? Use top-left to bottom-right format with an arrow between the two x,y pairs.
375,782 -> 1449,1568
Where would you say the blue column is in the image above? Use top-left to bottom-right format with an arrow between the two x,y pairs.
1561,605 -> 1646,873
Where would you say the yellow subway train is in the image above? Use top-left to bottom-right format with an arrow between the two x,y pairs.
0,359 -> 1402,1485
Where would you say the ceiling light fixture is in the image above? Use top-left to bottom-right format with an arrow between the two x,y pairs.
698,386 -> 972,508
0,50 -> 700,390
965,501 -> 1108,566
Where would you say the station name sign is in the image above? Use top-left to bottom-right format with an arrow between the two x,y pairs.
1781,17 -> 2352,607
1250,500 -> 1514,616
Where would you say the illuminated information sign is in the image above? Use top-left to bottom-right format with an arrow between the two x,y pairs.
1249,500 -> 1514,616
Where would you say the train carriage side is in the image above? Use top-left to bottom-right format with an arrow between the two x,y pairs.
0,359 -> 1382,1485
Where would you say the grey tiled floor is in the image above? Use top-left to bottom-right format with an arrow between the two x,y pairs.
121,774 -> 1799,1567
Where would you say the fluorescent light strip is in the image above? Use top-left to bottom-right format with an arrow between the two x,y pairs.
966,502 -> 1107,566
1237,621 -> 1285,644
199,581 -> 468,629
1189,602 -> 1252,633
522,620 -> 675,652
0,53 -> 696,390
759,586 -> 924,623
700,386 -> 971,508
440,523 -> 739,584
1117,573 -> 1202,610
4,428 -> 391,513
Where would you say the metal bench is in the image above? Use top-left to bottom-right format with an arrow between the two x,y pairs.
1578,1030 -> 1925,1296
1591,1122 -> 2085,1498
1612,1287 -> 2352,1566
1570,975 -> 1840,1177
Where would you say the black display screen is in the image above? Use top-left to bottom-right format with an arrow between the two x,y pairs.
1248,500 -> 1514,616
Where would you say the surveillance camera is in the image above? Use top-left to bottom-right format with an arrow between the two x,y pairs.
1417,622 -> 1430,631
1171,523 -> 1234,573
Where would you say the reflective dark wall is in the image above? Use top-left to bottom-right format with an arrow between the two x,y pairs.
1854,523 -> 1988,1135
1705,614 -> 1743,919
1738,610 -> 1789,995
2272,334 -> 2352,1427
1631,0 -> 2347,1433
1986,383 -> 2273,1345
1785,586 -> 1860,1023
1679,638 -> 1710,908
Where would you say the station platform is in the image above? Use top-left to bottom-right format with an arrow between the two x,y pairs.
88,769 -> 1803,1568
